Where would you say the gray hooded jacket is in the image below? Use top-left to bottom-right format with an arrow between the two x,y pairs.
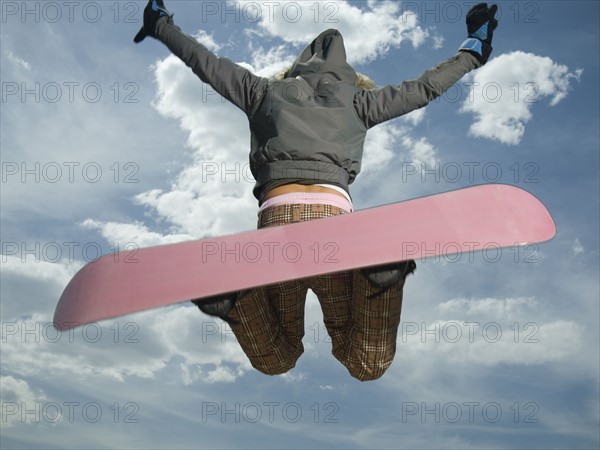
155,19 -> 481,203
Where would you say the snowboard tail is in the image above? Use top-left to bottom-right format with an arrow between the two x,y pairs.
54,184 -> 556,330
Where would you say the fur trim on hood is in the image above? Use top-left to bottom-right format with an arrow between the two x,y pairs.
273,66 -> 375,90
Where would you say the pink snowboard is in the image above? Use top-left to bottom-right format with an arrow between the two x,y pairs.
54,184 -> 556,330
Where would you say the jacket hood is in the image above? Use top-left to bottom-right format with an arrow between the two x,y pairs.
287,29 -> 357,84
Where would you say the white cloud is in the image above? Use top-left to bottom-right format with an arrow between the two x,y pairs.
151,306 -> 250,374
204,365 -> 240,384
360,123 -> 399,174
402,135 -> 438,167
401,296 -> 586,367
572,238 -> 584,256
1,308 -> 250,385
401,108 -> 426,127
461,51 -> 582,145
360,120 -> 438,177
438,296 -> 538,319
431,33 -> 445,50
81,219 -> 194,248
426,319 -> 583,366
0,255 -> 79,287
248,43 -> 296,77
5,49 -> 31,71
191,30 -> 222,52
241,0 -> 430,64
280,371 -> 308,383
0,376 -> 48,427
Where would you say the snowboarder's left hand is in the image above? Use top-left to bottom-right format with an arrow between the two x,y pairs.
458,3 -> 498,65
134,0 -> 173,43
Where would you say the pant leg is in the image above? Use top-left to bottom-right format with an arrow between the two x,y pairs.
226,204 -> 347,375
309,271 -> 353,366
343,269 -> 406,381
313,263 -> 414,382
227,282 -> 308,375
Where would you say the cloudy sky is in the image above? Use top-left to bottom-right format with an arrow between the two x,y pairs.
1,1 -> 598,448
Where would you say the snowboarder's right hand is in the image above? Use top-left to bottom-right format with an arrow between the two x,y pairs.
133,0 -> 173,43
458,3 -> 498,65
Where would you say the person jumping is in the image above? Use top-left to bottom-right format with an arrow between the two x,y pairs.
134,1 -> 498,381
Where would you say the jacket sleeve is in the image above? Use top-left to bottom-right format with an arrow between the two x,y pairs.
354,51 -> 481,129
154,17 -> 268,115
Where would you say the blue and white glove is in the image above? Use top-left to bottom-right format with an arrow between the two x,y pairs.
459,3 -> 498,65
134,0 -> 173,43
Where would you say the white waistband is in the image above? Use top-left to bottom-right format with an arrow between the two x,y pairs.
315,184 -> 352,203
258,191 -> 353,213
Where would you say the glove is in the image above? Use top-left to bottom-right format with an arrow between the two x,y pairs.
133,0 -> 173,43
458,3 -> 498,64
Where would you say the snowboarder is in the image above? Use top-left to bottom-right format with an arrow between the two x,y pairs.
134,1 -> 499,380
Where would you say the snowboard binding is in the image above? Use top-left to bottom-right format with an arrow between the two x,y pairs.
191,292 -> 243,324
361,260 -> 417,298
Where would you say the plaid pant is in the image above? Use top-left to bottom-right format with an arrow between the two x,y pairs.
227,203 -> 412,381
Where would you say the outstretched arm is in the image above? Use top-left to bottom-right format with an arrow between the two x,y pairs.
134,0 -> 268,115
354,3 -> 498,129
354,52 -> 481,129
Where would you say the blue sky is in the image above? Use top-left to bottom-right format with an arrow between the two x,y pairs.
1,1 -> 598,448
